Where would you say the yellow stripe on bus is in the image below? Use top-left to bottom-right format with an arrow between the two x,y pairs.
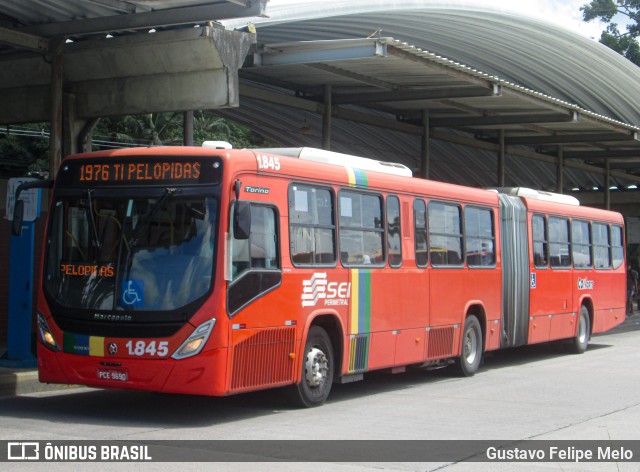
89,336 -> 105,357
346,167 -> 356,186
350,268 -> 359,334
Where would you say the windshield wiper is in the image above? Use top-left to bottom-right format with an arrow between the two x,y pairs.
127,187 -> 177,247
120,187 -> 178,286
85,189 -> 101,249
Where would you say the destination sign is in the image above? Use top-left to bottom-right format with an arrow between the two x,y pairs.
57,157 -> 221,188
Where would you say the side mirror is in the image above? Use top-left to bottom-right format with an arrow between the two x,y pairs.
10,178 -> 54,236
233,201 -> 251,240
11,199 -> 24,236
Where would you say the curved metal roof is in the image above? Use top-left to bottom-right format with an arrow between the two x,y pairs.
219,1 -> 640,191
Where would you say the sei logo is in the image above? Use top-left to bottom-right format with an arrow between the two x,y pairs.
301,273 -> 351,307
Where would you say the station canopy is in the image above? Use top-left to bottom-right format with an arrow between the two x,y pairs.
1,0 -> 640,193
219,0 -> 640,192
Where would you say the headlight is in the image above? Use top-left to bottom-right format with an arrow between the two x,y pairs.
171,318 -> 216,360
38,313 -> 60,351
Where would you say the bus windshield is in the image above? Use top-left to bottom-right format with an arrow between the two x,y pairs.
44,191 -> 217,312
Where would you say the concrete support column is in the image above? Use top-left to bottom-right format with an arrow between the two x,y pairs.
322,84 -> 332,150
49,37 -> 64,178
421,109 -> 430,179
184,110 -> 194,146
63,94 -> 97,157
78,118 -> 99,153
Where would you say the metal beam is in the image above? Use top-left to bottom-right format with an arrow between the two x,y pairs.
184,110 -> 194,146
21,1 -> 267,37
431,112 -> 576,128
306,63 -> 398,90
331,86 -> 496,105
322,84 -> 332,150
504,132 -> 638,145
239,83 -> 640,184
556,147 -> 564,194
605,158 -> 611,210
561,149 -> 640,159
49,37 -> 64,178
421,109 -> 430,179
85,0 -> 140,14
0,26 -> 48,53
498,129 -> 505,186
254,40 -> 387,67
386,44 -> 496,90
240,83 -> 322,113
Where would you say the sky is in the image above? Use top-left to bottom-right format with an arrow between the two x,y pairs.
492,0 -> 607,38
266,0 -> 609,40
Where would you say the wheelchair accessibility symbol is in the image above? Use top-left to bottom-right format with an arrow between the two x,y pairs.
121,279 -> 144,307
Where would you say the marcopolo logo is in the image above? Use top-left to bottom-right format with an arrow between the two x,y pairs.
301,273 -> 351,307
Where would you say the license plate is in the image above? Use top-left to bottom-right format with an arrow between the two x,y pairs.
97,368 -> 128,382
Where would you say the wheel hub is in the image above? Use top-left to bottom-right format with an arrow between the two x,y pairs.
464,330 -> 477,364
305,347 -> 328,388
578,315 -> 587,343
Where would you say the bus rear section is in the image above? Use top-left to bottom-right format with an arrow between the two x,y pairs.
495,189 -> 626,352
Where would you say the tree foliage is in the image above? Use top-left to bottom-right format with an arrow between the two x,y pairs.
0,123 -> 50,177
581,0 -> 640,65
94,111 -> 269,149
0,112 -> 271,178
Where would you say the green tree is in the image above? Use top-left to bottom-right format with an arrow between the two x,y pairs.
94,111 -> 271,149
581,0 -> 640,65
0,123 -> 50,177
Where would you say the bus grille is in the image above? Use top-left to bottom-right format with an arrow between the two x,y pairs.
230,327 -> 296,391
427,327 -> 455,359
349,335 -> 368,372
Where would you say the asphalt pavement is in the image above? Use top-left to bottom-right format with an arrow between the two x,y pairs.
1,311 -> 639,398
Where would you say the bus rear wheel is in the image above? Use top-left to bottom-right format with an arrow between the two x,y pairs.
568,305 -> 590,354
456,315 -> 482,376
289,326 -> 334,408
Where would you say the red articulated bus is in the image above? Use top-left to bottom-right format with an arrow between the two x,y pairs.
22,145 -> 625,407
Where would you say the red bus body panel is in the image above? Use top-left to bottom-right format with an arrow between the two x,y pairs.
34,147 -> 626,396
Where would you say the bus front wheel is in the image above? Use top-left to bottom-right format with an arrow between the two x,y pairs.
568,305 -> 590,354
456,315 -> 482,376
289,326 -> 334,408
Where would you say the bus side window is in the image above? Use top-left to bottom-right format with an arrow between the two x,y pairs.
593,222 -> 611,269
428,201 -> 463,267
414,199 -> 428,268
572,219 -> 592,269
289,185 -> 336,266
339,190 -> 384,267
532,214 -> 548,268
232,204 -> 279,279
464,206 -> 495,267
387,195 -> 402,268
549,216 -> 571,268
611,225 -> 624,269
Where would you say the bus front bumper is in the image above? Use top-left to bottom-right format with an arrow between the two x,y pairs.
37,342 -> 229,396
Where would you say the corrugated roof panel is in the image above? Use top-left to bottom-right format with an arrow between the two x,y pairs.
218,1 -> 640,190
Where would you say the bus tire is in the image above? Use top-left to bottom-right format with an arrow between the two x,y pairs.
568,305 -> 590,354
289,326 -> 334,408
456,315 -> 482,376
